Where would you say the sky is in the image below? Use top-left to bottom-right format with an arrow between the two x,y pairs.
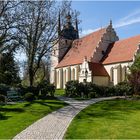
16,1 -> 140,63
71,1 -> 140,39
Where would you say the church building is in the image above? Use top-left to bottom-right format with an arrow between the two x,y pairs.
50,13 -> 140,89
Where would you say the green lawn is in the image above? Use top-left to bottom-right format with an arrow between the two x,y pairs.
0,99 -> 67,139
55,89 -> 65,96
65,99 -> 140,139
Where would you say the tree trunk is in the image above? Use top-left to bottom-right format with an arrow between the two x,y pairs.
29,64 -> 34,87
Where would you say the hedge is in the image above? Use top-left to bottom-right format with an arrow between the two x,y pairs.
65,81 -> 133,98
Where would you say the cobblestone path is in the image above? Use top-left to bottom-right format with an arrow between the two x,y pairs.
13,96 -> 117,139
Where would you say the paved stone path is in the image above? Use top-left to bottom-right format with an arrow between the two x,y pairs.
13,96 -> 118,139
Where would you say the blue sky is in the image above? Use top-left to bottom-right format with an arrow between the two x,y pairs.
72,1 -> 140,39
16,1 -> 140,63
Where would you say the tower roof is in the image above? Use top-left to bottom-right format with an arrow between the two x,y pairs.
60,13 -> 79,40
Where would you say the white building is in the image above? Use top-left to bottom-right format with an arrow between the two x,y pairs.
50,14 -> 140,89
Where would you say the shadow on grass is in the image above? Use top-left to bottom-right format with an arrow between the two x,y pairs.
0,108 -> 24,112
0,113 -> 11,120
36,100 -> 67,106
24,99 -> 68,108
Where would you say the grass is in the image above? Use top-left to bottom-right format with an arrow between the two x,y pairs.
55,89 -> 65,96
0,99 -> 67,139
65,99 -> 140,139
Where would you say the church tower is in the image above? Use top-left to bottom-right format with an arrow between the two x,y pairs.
58,12 -> 79,62
50,12 -> 79,84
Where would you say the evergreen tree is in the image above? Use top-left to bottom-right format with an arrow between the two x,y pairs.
128,54 -> 140,94
0,52 -> 20,85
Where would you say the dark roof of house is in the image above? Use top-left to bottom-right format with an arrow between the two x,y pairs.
88,62 -> 109,76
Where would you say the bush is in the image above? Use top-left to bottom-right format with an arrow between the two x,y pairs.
0,84 -> 10,96
65,81 -> 104,98
40,87 -> 49,97
37,80 -> 56,98
19,86 -> 40,97
89,92 -> 97,98
24,92 -> 35,102
27,86 -> 39,96
86,83 -> 97,98
115,81 -> 133,96
65,80 -> 133,99
48,84 -> 55,97
65,80 -> 80,97
0,94 -> 6,103
106,86 -> 116,96
65,81 -> 101,98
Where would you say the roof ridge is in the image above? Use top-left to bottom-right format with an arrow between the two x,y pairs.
78,27 -> 106,40
116,34 -> 140,42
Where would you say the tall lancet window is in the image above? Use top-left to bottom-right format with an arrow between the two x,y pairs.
110,67 -> 114,82
72,68 -> 75,80
122,66 -> 127,81
64,69 -> 67,85
57,71 -> 60,86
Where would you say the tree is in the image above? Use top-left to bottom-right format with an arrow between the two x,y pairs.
128,54 -> 140,94
22,59 -> 50,86
0,1 -> 20,53
16,1 -> 79,86
0,52 -> 20,85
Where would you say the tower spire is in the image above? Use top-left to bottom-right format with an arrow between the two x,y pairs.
109,19 -> 112,28
58,11 -> 61,37
66,12 -> 72,27
75,16 -> 79,39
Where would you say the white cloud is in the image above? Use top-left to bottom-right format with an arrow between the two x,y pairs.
114,9 -> 140,28
79,9 -> 140,37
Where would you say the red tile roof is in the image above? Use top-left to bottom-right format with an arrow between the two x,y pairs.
56,28 -> 106,68
88,62 -> 109,76
102,35 -> 140,64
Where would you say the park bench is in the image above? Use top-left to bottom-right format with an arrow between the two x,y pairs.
7,90 -> 21,102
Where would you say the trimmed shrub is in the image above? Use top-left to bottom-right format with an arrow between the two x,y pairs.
115,81 -> 133,96
37,80 -> 56,98
65,80 -> 80,97
0,94 -> 6,103
106,86 -> 116,96
65,80 -> 133,99
86,83 -> 97,98
24,92 -> 35,102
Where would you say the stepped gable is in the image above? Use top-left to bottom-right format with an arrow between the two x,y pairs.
102,35 -> 140,64
56,28 -> 106,68
88,62 -> 109,76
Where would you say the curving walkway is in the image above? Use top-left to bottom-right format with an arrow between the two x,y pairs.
13,96 -> 118,139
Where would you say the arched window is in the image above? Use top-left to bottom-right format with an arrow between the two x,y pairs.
68,67 -> 71,81
72,68 -> 75,80
64,69 -> 67,85
57,70 -> 60,86
110,67 -> 114,82
122,66 -> 127,81
76,65 -> 80,80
